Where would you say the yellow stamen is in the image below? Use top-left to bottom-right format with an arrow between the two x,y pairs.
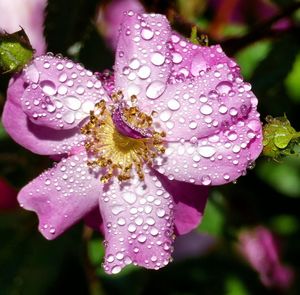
81,98 -> 165,183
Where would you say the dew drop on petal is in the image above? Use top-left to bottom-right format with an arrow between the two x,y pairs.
40,80 -> 57,96
141,27 -> 154,40
216,81 -> 233,95
200,104 -> 213,115
151,52 -> 165,66
201,175 -> 212,185
111,265 -> 122,274
64,96 -> 82,111
122,192 -> 137,204
146,81 -> 166,99
137,65 -> 151,79
198,146 -> 216,158
167,99 -> 180,111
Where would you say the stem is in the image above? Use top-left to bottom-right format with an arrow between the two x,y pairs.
82,226 -> 106,295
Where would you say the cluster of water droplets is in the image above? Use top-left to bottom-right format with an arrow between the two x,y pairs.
101,169 -> 174,274
19,152 -> 98,238
113,11 -> 262,186
21,53 -> 106,129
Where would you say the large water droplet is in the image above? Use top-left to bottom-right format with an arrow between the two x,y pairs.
198,146 -> 216,158
167,99 -> 180,111
122,192 -> 137,204
137,65 -> 151,79
216,81 -> 232,95
201,175 -> 212,185
64,96 -> 82,111
151,52 -> 165,66
141,27 -> 154,40
40,80 -> 57,96
146,81 -> 166,99
200,104 -> 213,115
111,265 -> 122,274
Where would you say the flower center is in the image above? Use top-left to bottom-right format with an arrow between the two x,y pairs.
81,93 -> 166,183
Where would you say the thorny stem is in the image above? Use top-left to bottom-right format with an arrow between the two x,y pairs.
82,226 -> 106,295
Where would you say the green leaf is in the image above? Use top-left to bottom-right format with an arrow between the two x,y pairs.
199,191 -> 224,235
285,53 -> 300,103
0,29 -> 33,74
257,159 -> 300,198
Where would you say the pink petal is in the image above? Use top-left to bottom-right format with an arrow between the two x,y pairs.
154,63 -> 257,141
155,171 -> 209,235
99,169 -> 174,274
114,12 -> 172,108
95,0 -> 145,50
168,33 -> 233,81
18,151 -> 101,239
2,73 -> 86,155
154,108 -> 262,185
21,54 -> 109,129
0,0 -> 47,55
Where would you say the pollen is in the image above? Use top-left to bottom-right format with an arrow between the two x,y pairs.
81,96 -> 166,183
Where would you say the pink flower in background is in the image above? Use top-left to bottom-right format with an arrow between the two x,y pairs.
209,0 -> 291,38
238,226 -> 294,290
0,179 -> 18,211
0,0 -> 47,55
2,11 -> 262,274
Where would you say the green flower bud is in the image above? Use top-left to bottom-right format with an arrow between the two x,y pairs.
0,28 -> 34,74
263,115 -> 300,159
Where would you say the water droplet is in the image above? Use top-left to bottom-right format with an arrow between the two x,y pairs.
216,81 -> 232,95
218,105 -> 228,114
189,121 -> 197,129
137,65 -> 151,79
47,104 -> 56,113
64,96 -> 82,111
59,73 -> 67,83
63,111 -> 75,124
200,104 -> 213,115
40,80 -> 57,96
151,52 -> 165,66
107,255 -> 114,263
146,81 -> 166,99
117,217 -> 126,226
159,110 -> 172,122
228,131 -> 237,141
172,52 -> 183,64
198,146 -> 216,158
146,217 -> 155,225
112,205 -> 125,215
150,228 -> 159,236
141,27 -> 154,40
58,85 -> 68,95
138,234 -> 147,243
167,99 -> 180,111
129,58 -> 140,70
201,175 -> 212,185
122,192 -> 137,204
111,265 -> 122,274
128,223 -> 137,233
156,208 -> 165,217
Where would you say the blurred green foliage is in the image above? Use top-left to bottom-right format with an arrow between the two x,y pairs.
1,0 -> 300,295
